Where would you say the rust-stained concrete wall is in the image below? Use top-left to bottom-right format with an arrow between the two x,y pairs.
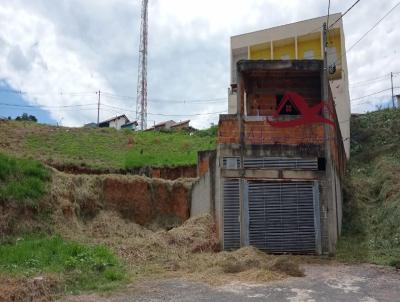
191,150 -> 217,217
191,171 -> 211,217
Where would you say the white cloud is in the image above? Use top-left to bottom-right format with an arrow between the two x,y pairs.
0,0 -> 399,127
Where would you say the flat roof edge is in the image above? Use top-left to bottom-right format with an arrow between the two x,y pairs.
231,12 -> 342,40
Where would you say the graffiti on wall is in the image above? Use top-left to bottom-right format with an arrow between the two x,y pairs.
267,92 -> 335,128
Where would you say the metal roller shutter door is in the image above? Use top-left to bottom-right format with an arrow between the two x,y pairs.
223,179 -> 240,250
248,181 -> 317,253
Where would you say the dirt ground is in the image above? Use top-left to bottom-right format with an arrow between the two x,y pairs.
59,263 -> 400,302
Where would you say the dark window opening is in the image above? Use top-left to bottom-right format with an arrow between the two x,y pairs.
318,157 -> 326,171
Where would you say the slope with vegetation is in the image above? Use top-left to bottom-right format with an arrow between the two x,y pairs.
0,151 -> 306,300
337,109 -> 400,267
3,108 -> 400,300
0,120 -> 217,170
0,153 -> 127,299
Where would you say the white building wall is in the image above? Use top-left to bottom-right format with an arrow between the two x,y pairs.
109,117 -> 128,130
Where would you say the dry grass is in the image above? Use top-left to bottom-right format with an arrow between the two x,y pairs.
44,170 -> 307,285
55,207 -> 304,285
0,275 -> 59,302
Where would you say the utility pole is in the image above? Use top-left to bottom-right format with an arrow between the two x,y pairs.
322,22 -> 334,253
391,72 -> 395,108
97,90 -> 101,126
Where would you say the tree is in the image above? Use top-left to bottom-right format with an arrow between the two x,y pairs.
15,113 -> 38,122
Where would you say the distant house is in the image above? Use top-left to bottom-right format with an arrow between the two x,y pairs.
121,121 -> 139,130
146,120 -> 191,131
98,115 -> 131,130
170,120 -> 191,130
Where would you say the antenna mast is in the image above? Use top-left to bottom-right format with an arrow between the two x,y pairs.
136,0 -> 148,130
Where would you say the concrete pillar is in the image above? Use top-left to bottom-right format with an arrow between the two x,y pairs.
271,41 -> 274,59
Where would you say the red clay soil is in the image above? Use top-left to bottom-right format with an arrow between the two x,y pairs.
102,177 -> 191,226
49,163 -> 197,180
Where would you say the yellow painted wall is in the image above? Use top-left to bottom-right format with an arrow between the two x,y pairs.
273,42 -> 295,59
247,30 -> 340,62
327,29 -> 342,63
250,43 -> 271,59
297,38 -> 321,59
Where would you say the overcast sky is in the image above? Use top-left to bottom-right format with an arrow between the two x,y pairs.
0,0 -> 399,128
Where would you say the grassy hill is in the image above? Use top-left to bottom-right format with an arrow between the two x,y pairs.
337,109 -> 400,266
0,121 -> 217,170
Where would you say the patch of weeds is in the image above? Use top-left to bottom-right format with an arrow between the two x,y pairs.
0,235 -> 127,292
0,153 -> 50,206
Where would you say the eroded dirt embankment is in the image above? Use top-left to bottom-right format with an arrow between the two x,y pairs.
48,163 -> 197,180
51,171 -> 195,228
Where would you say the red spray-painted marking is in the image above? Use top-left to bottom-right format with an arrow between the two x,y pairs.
267,92 -> 335,128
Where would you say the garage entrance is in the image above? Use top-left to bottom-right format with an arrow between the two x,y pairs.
248,181 -> 320,253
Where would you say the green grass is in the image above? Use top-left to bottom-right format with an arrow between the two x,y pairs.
0,153 -> 50,206
337,109 -> 400,267
0,235 -> 126,292
124,130 -> 216,168
15,124 -> 217,169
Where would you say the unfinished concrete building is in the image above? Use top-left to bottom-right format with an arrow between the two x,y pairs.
229,14 -> 350,158
190,16 -> 349,255
214,60 -> 346,255
191,60 -> 346,255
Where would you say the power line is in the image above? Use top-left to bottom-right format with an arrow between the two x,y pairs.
302,0 -> 363,37
0,102 -> 97,108
350,74 -> 391,87
352,95 -> 393,107
101,103 -> 226,117
102,92 -> 227,104
0,88 -> 227,104
350,87 -> 400,102
0,89 -> 97,96
0,106 -> 97,113
330,1 -> 400,68
346,1 -> 400,54
328,0 -> 362,29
